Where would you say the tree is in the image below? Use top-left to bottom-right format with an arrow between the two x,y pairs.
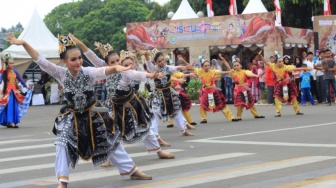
78,0 -> 105,18
44,2 -> 82,35
73,0 -> 150,52
147,2 -> 169,21
242,0 -> 330,29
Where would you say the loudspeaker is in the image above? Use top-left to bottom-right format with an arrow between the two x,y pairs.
314,32 -> 319,51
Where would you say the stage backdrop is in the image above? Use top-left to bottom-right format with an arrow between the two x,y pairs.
314,15 -> 336,53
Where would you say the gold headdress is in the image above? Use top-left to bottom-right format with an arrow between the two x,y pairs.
147,48 -> 160,59
120,50 -> 135,61
94,41 -> 114,58
58,34 -> 76,55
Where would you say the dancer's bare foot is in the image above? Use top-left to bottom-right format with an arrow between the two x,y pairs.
183,130 -> 194,136
157,151 -> 175,159
157,137 -> 171,147
57,182 -> 67,188
131,170 -> 152,180
186,123 -> 196,130
100,161 -> 111,167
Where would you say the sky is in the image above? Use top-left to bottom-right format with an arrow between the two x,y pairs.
0,0 -> 171,29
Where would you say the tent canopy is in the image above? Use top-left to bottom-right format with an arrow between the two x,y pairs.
242,0 -> 268,14
171,0 -> 198,20
1,9 -> 59,74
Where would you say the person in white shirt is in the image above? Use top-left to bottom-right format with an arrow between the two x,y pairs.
303,52 -> 319,102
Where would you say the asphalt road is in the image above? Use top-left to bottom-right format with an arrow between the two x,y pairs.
0,103 -> 336,188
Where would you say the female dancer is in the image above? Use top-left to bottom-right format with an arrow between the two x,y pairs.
193,57 -> 239,124
149,50 -> 194,137
166,69 -> 197,128
0,53 -> 27,128
220,54 -> 265,120
72,36 -> 175,160
258,51 -> 311,117
166,55 -> 197,128
6,33 -> 151,188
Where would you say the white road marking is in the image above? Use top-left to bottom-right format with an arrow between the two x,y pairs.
298,180 -> 336,188
188,140 -> 336,148
0,149 -> 184,175
187,122 -> 336,141
130,156 -> 336,188
0,153 -> 255,188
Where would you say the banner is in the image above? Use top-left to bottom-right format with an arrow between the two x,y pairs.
126,12 -> 275,50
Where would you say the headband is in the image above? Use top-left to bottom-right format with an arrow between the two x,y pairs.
147,48 -> 160,58
58,34 -> 76,55
120,50 -> 135,61
94,41 -> 114,58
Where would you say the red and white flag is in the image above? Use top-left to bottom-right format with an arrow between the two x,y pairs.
206,0 -> 214,17
324,0 -> 331,15
274,0 -> 282,26
229,0 -> 237,15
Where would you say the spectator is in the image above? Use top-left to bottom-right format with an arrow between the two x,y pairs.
257,61 -> 266,103
314,49 -> 326,103
249,57 -> 259,103
300,64 -> 315,106
292,57 -> 303,103
317,49 -> 336,106
20,74 -> 34,95
44,77 -> 54,104
58,83 -> 64,105
302,51 -> 307,62
304,52 -> 319,102
37,71 -> 50,104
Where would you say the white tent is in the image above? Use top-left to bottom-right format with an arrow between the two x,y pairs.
1,9 -> 60,74
242,0 -> 268,14
171,0 -> 198,20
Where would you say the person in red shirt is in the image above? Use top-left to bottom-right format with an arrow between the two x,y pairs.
265,56 -> 277,105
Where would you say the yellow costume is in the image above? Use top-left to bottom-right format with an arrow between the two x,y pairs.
268,64 -> 300,115
194,68 -> 236,122
167,72 -> 195,126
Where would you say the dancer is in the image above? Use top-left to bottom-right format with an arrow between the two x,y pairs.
258,51 -> 311,117
0,53 -> 27,128
166,68 -> 197,128
166,55 -> 197,128
71,36 -> 175,160
220,54 -> 265,120
6,33 -> 152,188
193,56 -> 239,124
149,49 -> 194,137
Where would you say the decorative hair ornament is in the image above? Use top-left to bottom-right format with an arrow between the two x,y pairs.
120,50 -> 135,61
283,55 -> 290,59
165,55 -> 170,61
274,51 -> 281,60
198,55 -> 206,63
232,55 -> 237,62
94,41 -> 114,58
147,48 -> 160,58
58,34 -> 76,55
2,52 -> 14,63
